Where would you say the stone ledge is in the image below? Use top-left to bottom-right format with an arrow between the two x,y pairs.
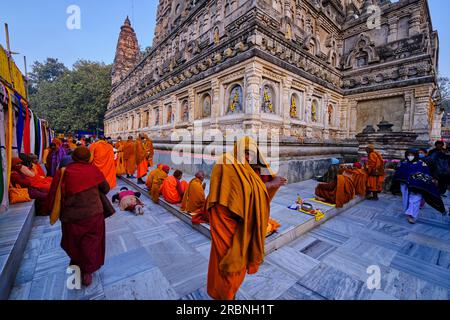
119,173 -> 364,256
0,201 -> 35,300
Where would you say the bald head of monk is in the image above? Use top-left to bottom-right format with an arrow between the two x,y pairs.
128,136 -> 133,141
174,170 -> 183,180
195,171 -> 205,182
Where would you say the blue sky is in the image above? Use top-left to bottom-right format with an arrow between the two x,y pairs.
0,0 -> 448,77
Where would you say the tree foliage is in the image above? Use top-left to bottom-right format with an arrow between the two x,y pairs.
438,76 -> 450,111
29,59 -> 111,133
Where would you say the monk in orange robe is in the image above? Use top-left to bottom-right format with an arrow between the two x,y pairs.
68,139 -> 77,151
136,134 -> 154,184
150,165 -> 170,203
181,171 -> 207,215
89,137 -> 117,189
160,170 -> 188,204
344,162 -> 368,197
123,136 -> 136,178
114,137 -> 126,176
315,174 -> 356,208
207,137 -> 287,300
145,164 -> 163,190
365,145 -> 385,200
31,154 -> 47,178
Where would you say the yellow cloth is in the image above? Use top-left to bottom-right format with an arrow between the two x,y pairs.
6,88 -> 13,188
50,168 -> 65,225
207,136 -> 277,275
181,177 -> 206,214
0,45 -> 27,99
114,141 -> 126,176
150,169 -> 168,203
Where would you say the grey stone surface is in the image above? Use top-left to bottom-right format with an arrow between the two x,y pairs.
7,179 -> 450,300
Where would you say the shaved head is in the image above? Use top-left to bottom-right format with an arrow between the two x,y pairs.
195,171 -> 205,181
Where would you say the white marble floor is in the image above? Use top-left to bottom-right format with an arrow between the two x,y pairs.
8,178 -> 450,300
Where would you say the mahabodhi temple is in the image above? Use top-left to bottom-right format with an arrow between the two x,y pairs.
104,0 -> 441,182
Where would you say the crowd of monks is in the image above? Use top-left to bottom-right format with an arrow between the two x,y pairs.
12,133 -> 388,300
314,144 -> 385,208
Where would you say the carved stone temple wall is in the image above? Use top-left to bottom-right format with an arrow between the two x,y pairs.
104,0 -> 441,180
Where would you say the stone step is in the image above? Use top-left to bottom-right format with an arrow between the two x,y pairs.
119,173 -> 364,255
0,201 -> 36,300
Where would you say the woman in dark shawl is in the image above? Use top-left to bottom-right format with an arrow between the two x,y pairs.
392,148 -> 445,224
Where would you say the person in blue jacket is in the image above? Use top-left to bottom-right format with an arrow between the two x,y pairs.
392,148 -> 445,224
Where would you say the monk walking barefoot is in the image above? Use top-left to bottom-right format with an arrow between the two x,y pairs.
206,137 -> 287,300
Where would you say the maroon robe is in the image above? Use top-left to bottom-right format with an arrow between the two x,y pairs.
49,161 -> 108,274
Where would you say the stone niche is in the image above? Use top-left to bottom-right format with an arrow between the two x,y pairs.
356,96 -> 405,134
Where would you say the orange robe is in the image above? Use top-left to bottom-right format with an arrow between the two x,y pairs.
345,168 -> 368,197
160,175 -> 186,204
123,140 -> 136,175
145,166 -> 161,190
150,169 -> 168,203
89,140 -> 117,189
32,163 -> 47,178
135,138 -> 154,179
68,142 -> 77,150
207,137 -> 280,300
181,178 -> 205,214
366,151 -> 385,192
114,141 -> 126,176
315,175 -> 356,208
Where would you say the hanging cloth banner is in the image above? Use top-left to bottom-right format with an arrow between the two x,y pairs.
34,113 -> 40,158
29,109 -> 36,157
14,93 -> 24,155
39,119 -> 45,161
23,100 -> 31,154
0,85 -> 9,211
5,88 -> 13,189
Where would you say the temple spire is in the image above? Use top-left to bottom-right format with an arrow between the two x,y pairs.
112,16 -> 140,87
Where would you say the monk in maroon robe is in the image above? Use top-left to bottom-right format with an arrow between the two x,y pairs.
48,146 -> 110,286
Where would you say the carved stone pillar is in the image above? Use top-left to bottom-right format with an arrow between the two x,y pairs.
305,86 -> 314,138
348,100 -> 358,138
402,91 -> 414,131
244,62 -> 263,117
412,88 -> 431,141
409,10 -> 421,36
243,62 -> 263,135
387,16 -> 398,43
281,76 -> 292,136
210,79 -> 220,130
188,89 -> 195,123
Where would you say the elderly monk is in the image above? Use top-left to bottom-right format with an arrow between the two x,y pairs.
114,137 -> 126,176
89,137 -> 117,189
365,145 -> 385,201
123,136 -> 137,178
344,162 -> 368,197
160,170 -> 188,204
136,134 -> 154,184
181,171 -> 207,214
150,165 -> 170,203
145,164 -> 163,190
207,137 -> 287,300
